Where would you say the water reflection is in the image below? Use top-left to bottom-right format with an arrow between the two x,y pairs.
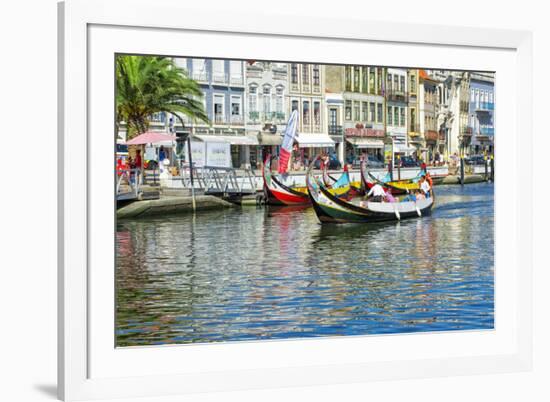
116,183 -> 494,346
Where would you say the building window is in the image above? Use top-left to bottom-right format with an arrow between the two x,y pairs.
302,64 -> 310,85
313,65 -> 320,86
370,102 -> 376,122
313,101 -> 321,126
410,108 -> 416,130
394,107 -> 399,128
369,68 -> 376,93
387,106 -> 393,125
353,66 -> 360,92
291,64 -> 298,84
377,68 -> 383,95
213,93 -> 224,124
230,60 -> 242,82
400,107 -> 406,127
345,100 -> 352,120
212,59 -> 226,83
410,74 -> 416,93
400,76 -> 405,93
353,101 -> 360,121
248,86 -> 257,113
377,103 -> 383,123
345,66 -> 352,91
394,75 -> 399,93
291,99 -> 299,112
362,101 -> 368,121
231,95 -> 242,123
275,86 -> 284,113
263,85 -> 272,109
303,100 -> 310,125
387,73 -> 392,92
362,66 -> 368,93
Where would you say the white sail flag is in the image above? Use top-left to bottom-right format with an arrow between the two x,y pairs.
278,110 -> 299,174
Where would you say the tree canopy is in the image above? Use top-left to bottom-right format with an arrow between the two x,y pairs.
116,55 -> 209,138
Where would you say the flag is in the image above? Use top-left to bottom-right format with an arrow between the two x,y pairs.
278,110 -> 299,174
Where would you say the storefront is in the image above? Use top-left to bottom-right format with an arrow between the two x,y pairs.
256,132 -> 283,169
194,134 -> 259,168
293,133 -> 335,170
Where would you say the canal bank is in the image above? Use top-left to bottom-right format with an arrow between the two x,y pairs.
117,194 -> 236,219
117,174 -> 490,218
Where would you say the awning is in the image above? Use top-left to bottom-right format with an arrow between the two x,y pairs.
257,133 -> 283,146
296,133 -> 335,148
394,144 -> 416,153
194,134 -> 259,145
346,137 -> 384,149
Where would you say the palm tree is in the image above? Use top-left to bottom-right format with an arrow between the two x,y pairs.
116,55 -> 209,138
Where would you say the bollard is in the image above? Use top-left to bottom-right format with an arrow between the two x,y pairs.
490,156 -> 494,182
460,157 -> 465,186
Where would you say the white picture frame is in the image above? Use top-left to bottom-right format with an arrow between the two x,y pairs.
58,0 -> 533,400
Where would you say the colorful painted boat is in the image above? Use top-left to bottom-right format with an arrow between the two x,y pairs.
262,155 -> 356,205
360,161 -> 421,195
307,159 -> 434,224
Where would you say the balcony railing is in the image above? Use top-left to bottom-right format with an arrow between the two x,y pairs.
424,130 -> 439,142
386,89 -> 408,103
212,73 -> 229,85
213,115 -> 226,124
461,127 -> 473,136
478,127 -> 495,136
230,114 -> 244,125
475,102 -> 495,112
230,75 -> 244,86
328,125 -> 343,136
192,72 -> 208,82
345,128 -> 385,138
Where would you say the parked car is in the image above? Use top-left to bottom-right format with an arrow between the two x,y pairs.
464,155 -> 486,165
314,154 -> 342,170
399,155 -> 420,168
366,154 -> 384,168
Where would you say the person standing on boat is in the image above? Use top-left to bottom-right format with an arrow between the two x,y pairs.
367,183 -> 386,202
420,175 -> 431,198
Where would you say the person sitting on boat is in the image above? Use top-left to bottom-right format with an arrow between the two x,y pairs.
385,190 -> 398,203
367,182 -> 386,202
415,189 -> 426,200
402,191 -> 417,202
420,176 -> 431,198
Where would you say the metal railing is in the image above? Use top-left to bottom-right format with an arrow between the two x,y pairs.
116,168 -> 141,201
179,164 -> 258,194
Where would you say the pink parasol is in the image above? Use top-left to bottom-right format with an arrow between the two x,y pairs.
125,131 -> 177,145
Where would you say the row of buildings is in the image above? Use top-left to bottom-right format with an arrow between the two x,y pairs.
132,58 -> 495,169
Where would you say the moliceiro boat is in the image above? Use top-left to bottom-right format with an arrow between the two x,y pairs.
360,160 -> 421,195
262,155 -> 356,205
307,158 -> 434,224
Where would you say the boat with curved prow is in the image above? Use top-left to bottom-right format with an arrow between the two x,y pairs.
360,160 -> 421,195
307,157 -> 434,224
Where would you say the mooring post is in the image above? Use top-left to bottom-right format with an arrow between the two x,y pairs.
484,154 -> 488,182
490,155 -> 494,182
460,154 -> 465,186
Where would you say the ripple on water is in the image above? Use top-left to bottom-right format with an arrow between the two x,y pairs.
115,183 -> 494,346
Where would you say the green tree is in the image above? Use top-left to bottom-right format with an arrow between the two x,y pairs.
116,55 -> 209,138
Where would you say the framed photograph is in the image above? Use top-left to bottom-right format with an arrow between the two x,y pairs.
58,0 -> 533,400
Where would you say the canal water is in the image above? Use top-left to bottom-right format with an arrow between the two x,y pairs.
116,182 -> 494,346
